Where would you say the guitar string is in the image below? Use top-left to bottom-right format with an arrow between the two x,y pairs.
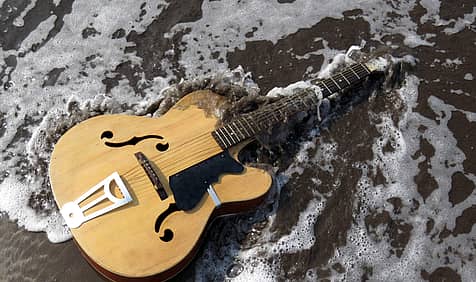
128,73 -> 372,198
110,65 -> 371,197
122,95 -> 302,183
122,65 -> 370,185
211,65 -> 369,146
120,131 -> 214,177
118,65 -> 371,197
121,76 -> 373,199
133,64 -> 369,173
213,65 -> 369,144
121,132 -> 221,189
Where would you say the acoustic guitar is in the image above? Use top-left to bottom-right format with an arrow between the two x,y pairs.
49,58 -> 384,281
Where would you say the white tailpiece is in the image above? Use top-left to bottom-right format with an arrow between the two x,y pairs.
60,172 -> 133,229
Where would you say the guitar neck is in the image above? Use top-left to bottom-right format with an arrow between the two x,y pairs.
212,62 -> 374,149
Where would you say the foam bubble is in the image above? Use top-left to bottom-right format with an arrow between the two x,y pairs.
443,7 -> 476,35
464,73 -> 473,81
0,178 -> 70,243
2,1 -> 475,280
173,0 -> 438,78
0,0 -> 170,242
326,74 -> 476,281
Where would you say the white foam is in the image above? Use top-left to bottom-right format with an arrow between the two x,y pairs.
368,57 -> 391,73
317,53 -> 347,79
173,0 -> 440,78
0,178 -> 70,243
274,199 -> 323,253
194,195 -> 326,282
403,33 -> 435,48
450,89 -> 469,97
419,0 -> 441,23
464,73 -> 473,80
326,74 -> 476,281
196,64 -> 474,281
443,7 -> 476,35
442,58 -> 463,67
267,81 -> 313,98
12,0 -> 39,27
194,51 -> 361,280
1,1 -> 475,280
0,0 -> 169,242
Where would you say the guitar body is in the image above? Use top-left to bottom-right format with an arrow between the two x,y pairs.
49,90 -> 272,281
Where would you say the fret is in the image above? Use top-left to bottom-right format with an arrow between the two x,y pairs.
353,65 -> 368,80
324,78 -> 337,93
282,99 -> 291,115
290,96 -> 300,110
339,72 -> 351,85
359,63 -> 371,74
297,94 -> 306,106
231,121 -> 247,140
275,106 -> 285,121
243,116 -> 257,135
212,60 -> 378,149
218,128 -> 232,147
252,111 -> 262,126
230,124 -> 242,143
318,81 -> 332,95
330,77 -> 342,91
263,110 -> 274,126
218,127 -> 233,147
301,90 -> 310,102
284,97 -> 296,113
350,67 -> 361,80
345,69 -> 356,83
236,118 -> 252,137
225,124 -> 240,144
296,95 -> 305,109
213,130 -> 227,148
255,114 -> 265,127
286,95 -> 302,115
334,74 -> 346,88
260,106 -> 272,124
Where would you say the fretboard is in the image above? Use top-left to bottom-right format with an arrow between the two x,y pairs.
212,62 -> 372,149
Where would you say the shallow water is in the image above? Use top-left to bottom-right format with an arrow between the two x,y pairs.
0,0 -> 475,281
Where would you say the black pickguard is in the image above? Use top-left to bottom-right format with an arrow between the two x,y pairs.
169,151 -> 244,211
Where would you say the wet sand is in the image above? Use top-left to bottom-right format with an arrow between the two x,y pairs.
1,0 -> 475,281
0,217 -> 102,281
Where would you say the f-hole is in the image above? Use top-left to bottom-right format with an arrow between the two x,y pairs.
156,143 -> 169,151
160,229 -> 173,242
101,130 -> 169,152
155,203 -> 180,242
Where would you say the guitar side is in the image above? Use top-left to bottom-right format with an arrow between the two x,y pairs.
49,90 -> 272,280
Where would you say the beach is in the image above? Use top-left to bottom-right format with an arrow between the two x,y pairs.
0,0 -> 475,281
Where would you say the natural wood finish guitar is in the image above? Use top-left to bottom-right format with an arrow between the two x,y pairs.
49,61 -> 382,281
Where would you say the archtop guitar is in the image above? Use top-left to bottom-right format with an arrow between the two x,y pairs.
49,59 -> 384,281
